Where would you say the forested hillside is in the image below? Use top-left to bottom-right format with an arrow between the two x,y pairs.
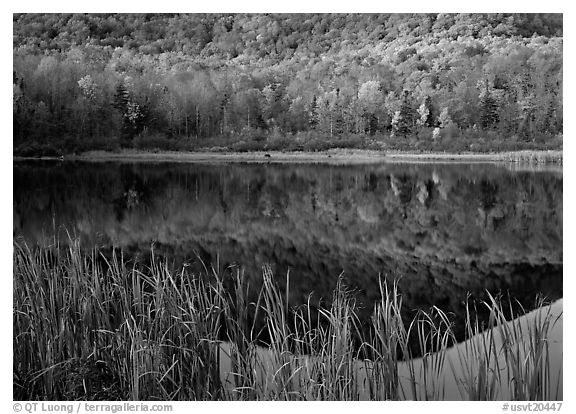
13,13 -> 563,155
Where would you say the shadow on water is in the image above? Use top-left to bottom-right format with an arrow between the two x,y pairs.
13,160 -> 562,348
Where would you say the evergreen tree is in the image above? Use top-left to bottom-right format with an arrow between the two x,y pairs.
113,83 -> 130,112
113,82 -> 147,145
518,94 -> 536,140
363,113 -> 378,135
308,95 -> 319,129
542,97 -> 556,135
333,90 -> 345,135
479,86 -> 499,129
219,92 -> 230,135
393,90 -> 415,136
113,82 -> 132,145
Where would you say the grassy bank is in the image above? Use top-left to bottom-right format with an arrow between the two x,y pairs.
13,129 -> 562,160
386,150 -> 563,164
14,148 -> 563,166
13,239 -> 562,401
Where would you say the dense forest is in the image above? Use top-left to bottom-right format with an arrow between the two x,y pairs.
13,13 -> 563,156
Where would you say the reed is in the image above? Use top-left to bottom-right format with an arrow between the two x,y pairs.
497,150 -> 563,164
13,238 -> 562,401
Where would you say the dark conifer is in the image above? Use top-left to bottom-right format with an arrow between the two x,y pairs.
308,95 -> 319,129
397,90 -> 415,136
423,95 -> 435,127
480,86 -> 499,129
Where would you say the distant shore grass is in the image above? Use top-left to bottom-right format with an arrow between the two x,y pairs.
14,148 -> 563,165
385,149 -> 563,164
13,239 -> 562,401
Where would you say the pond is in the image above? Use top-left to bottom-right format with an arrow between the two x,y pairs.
13,160 -> 563,342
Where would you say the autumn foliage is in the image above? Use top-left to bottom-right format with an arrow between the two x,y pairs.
13,13 -> 563,155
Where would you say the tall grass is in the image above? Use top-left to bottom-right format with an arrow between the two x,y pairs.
13,239 -> 562,401
495,150 -> 563,164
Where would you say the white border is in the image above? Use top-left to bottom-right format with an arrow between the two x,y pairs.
4,4 -> 572,412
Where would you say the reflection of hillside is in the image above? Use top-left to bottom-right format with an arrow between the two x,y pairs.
14,161 -> 563,320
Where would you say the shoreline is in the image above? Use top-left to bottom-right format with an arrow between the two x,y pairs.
14,148 -> 563,165
217,299 -> 562,400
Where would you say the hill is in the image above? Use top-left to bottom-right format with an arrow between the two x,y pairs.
13,13 -> 563,156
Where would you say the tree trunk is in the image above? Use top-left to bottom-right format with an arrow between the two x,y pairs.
196,106 -> 199,138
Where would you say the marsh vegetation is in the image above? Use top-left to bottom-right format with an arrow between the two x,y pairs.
13,239 -> 561,401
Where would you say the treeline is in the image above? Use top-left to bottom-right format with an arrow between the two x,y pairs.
13,13 -> 563,57
13,13 -> 563,155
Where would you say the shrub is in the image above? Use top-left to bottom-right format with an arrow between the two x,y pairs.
335,134 -> 365,149
14,141 -> 62,157
132,132 -> 190,151
231,139 -> 265,152
239,126 -> 267,142
265,135 -> 294,151
302,137 -> 332,152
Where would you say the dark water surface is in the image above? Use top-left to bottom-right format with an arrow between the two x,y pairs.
13,160 -> 563,340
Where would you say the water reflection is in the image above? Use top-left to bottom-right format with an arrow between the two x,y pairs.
13,160 -> 563,341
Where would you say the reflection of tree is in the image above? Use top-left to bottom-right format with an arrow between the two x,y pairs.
417,179 -> 435,208
14,161 -> 562,270
109,165 -> 158,220
432,170 -> 453,200
124,187 -> 140,209
479,180 -> 498,210
478,180 -> 499,228
390,173 -> 415,218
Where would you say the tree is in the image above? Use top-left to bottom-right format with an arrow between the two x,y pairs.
113,80 -> 147,145
438,107 -> 454,129
76,74 -> 101,137
479,85 -> 499,129
113,82 -> 130,112
260,83 -> 285,129
288,96 -> 308,133
317,90 -> 339,137
357,80 -> 384,135
416,95 -> 435,127
231,88 -> 262,132
517,93 -> 536,140
416,102 -> 429,128
308,95 -> 319,129
392,90 -> 415,136
12,14 -> 564,154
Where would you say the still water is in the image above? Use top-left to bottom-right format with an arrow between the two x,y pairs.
13,160 -> 562,338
